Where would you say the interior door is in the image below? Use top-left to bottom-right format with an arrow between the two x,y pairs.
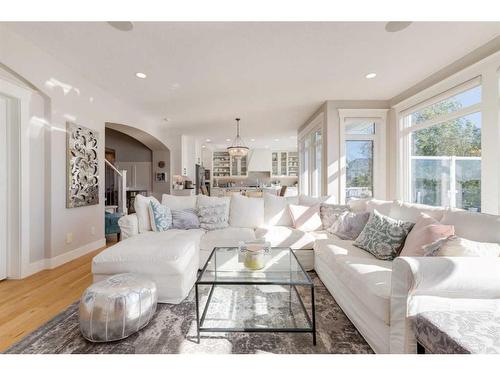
0,96 -> 8,280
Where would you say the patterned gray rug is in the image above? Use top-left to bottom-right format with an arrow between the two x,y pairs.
5,273 -> 372,354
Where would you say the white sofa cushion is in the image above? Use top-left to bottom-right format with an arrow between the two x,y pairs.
441,209 -> 500,243
134,194 -> 159,233
199,227 -> 256,267
366,199 -> 396,217
92,229 -> 204,276
392,201 -> 445,222
288,204 -> 323,232
298,194 -> 336,206
161,194 -> 197,210
263,193 -> 294,227
229,194 -> 264,228
200,226 -> 256,252
314,238 -> 393,325
255,226 -> 329,250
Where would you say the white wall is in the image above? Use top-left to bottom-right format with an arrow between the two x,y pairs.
0,25 -> 182,275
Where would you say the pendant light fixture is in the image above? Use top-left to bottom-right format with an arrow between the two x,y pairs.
227,118 -> 249,158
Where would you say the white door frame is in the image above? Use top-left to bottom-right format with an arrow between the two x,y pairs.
0,95 -> 7,280
0,78 -> 32,279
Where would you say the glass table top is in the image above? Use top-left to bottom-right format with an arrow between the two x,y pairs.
197,247 -> 312,285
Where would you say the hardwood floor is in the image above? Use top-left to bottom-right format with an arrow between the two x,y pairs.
0,246 -> 107,352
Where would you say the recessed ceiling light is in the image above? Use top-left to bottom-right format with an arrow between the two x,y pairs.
226,138 -> 231,142
274,138 -> 280,142
202,145 -> 206,148
385,22 -> 412,33
365,73 -> 377,79
251,138 -> 256,142
206,139 -> 211,142
107,21 -> 134,32
135,72 -> 147,79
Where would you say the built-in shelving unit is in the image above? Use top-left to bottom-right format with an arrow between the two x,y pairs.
288,152 -> 299,177
212,151 -> 231,177
272,151 -> 299,177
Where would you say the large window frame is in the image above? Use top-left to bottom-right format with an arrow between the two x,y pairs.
298,113 -> 325,197
338,109 -> 387,203
398,77 -> 483,210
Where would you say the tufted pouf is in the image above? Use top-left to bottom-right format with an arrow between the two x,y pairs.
79,273 -> 158,342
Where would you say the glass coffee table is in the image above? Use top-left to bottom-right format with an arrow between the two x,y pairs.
195,247 -> 316,345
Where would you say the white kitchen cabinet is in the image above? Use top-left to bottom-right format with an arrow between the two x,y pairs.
271,151 -> 298,177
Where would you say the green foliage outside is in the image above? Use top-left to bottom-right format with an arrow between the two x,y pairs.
411,99 -> 481,211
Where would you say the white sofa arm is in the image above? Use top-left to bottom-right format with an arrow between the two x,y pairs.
390,256 -> 500,353
118,214 -> 139,239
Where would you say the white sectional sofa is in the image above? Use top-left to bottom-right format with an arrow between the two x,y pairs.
93,194 -> 500,354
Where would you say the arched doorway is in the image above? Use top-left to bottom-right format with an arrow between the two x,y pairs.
104,122 -> 171,213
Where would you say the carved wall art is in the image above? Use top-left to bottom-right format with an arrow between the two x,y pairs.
66,122 -> 99,208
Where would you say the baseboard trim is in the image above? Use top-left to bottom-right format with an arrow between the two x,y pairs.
23,238 -> 106,277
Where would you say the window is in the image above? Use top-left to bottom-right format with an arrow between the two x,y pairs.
339,110 -> 387,203
346,140 -> 373,199
299,119 -> 324,197
402,83 -> 482,211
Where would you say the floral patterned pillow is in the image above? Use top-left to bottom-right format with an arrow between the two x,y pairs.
353,209 -> 414,260
197,203 -> 229,231
148,200 -> 172,232
320,204 -> 349,229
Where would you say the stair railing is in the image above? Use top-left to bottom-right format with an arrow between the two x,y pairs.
104,159 -> 128,215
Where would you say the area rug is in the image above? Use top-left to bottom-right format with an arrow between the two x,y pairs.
5,272 -> 373,354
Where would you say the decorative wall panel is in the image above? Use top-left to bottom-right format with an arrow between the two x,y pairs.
66,122 -> 99,208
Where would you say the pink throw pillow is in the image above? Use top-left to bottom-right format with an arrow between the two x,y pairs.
400,213 -> 455,257
288,204 -> 322,232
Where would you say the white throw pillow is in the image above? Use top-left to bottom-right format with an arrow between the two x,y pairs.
288,204 -> 323,232
425,236 -> 500,257
161,194 -> 197,210
298,194 -> 336,207
134,194 -> 160,233
263,193 -> 293,227
229,194 -> 265,228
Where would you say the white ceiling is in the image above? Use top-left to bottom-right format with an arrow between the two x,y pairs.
6,22 -> 500,149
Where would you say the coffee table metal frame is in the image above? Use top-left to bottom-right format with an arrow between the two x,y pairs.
194,246 -> 316,345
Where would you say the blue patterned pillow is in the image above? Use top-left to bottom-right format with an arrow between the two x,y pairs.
148,200 -> 172,232
171,209 -> 200,230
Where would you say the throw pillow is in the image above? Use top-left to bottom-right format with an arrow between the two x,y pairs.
328,211 -> 370,240
134,194 -> 160,233
320,203 -> 349,230
288,204 -> 323,232
353,209 -> 414,260
424,236 -> 500,257
197,203 -> 229,231
263,193 -> 294,227
229,194 -> 265,228
400,213 -> 454,257
171,209 -> 200,230
148,200 -> 172,232
197,195 -> 231,220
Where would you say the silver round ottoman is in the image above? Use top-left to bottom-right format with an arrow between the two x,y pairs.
79,273 -> 158,342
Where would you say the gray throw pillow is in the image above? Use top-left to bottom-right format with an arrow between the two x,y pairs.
320,203 -> 349,229
353,209 -> 414,260
197,203 -> 229,231
328,211 -> 370,240
171,209 -> 200,230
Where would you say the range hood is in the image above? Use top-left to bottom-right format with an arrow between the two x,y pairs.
247,148 -> 272,172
